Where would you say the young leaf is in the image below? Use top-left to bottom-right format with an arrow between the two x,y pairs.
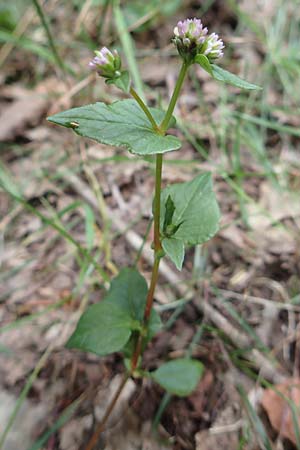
47,99 -> 181,156
161,238 -> 184,270
106,70 -> 131,93
194,54 -> 213,76
211,64 -> 261,90
163,195 -> 176,233
195,55 -> 261,90
67,268 -> 161,356
152,358 -> 204,396
160,172 -> 220,269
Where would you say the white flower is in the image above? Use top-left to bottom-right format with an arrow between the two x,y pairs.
203,33 -> 225,60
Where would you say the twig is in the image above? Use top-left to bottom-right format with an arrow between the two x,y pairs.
53,74 -> 94,110
218,288 -> 300,312
85,374 -> 129,450
74,0 -> 93,35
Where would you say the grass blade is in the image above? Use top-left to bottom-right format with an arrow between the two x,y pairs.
237,384 -> 273,450
0,183 -> 110,283
27,395 -> 85,450
113,0 -> 144,99
0,347 -> 52,449
31,0 -> 66,75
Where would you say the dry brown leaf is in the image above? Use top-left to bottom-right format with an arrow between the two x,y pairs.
195,428 -> 239,450
0,390 -> 47,450
189,370 -> 214,415
0,94 -> 48,142
247,181 -> 299,254
261,378 -> 300,445
248,181 -> 300,229
220,224 -> 246,249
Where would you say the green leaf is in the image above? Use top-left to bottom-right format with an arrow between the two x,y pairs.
106,70 -> 131,93
160,173 -> 220,269
66,302 -> 133,356
194,54 -> 213,76
195,55 -> 261,90
152,359 -> 204,396
210,64 -> 262,90
104,267 -> 148,321
47,99 -> 181,156
162,238 -> 184,270
163,195 -> 176,234
67,268 -> 161,356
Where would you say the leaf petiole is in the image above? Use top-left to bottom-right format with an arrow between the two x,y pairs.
129,86 -> 160,132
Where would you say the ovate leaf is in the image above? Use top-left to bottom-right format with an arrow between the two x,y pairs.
211,64 -> 261,90
47,99 -> 181,156
104,267 -> 148,321
195,55 -> 261,90
160,172 -> 220,269
162,238 -> 184,270
66,302 -> 133,356
67,268 -> 161,356
152,358 -> 204,396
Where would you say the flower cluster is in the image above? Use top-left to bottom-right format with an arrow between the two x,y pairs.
89,47 -> 121,79
173,18 -> 224,63
174,18 -> 208,47
203,32 -> 224,60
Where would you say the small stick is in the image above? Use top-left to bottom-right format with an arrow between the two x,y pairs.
85,375 -> 129,450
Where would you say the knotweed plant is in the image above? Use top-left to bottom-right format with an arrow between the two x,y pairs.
48,18 -> 260,447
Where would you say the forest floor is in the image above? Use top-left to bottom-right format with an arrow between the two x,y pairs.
1,0 -> 300,449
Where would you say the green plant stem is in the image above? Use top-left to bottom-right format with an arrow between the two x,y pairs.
31,0 -> 66,75
144,253 -> 161,321
130,86 -> 159,131
89,59 -> 190,442
130,155 -> 163,371
153,154 -> 163,249
131,64 -> 189,372
160,61 -> 189,132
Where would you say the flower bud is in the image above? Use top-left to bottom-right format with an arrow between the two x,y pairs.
203,33 -> 225,61
89,47 -> 121,79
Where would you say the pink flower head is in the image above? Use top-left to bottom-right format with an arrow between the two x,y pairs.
173,18 -> 225,63
174,18 -> 208,47
89,47 -> 121,78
